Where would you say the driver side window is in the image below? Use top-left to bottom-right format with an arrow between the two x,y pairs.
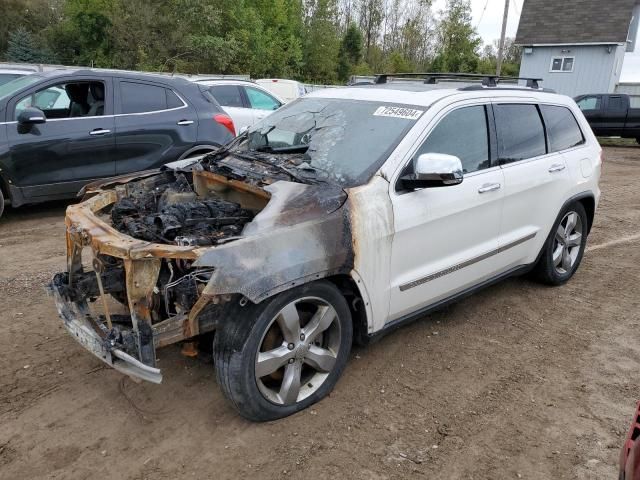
412,105 -> 491,175
15,81 -> 105,120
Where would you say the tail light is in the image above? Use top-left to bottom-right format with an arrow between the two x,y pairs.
214,114 -> 236,136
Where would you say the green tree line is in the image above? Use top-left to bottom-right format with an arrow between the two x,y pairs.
0,0 -> 521,83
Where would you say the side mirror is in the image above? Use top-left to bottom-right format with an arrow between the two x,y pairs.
17,107 -> 47,126
400,153 -> 463,190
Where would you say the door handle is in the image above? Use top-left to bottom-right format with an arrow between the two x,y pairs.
478,183 -> 501,194
177,120 -> 194,125
89,128 -> 111,136
548,164 -> 566,173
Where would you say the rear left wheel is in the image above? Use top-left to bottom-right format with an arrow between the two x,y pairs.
533,202 -> 588,285
213,281 -> 352,421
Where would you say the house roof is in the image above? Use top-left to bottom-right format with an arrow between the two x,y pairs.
515,0 -> 637,45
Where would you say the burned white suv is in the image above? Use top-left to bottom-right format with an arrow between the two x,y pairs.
50,74 -> 601,421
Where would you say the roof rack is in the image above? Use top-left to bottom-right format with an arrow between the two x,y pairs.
373,72 -> 544,89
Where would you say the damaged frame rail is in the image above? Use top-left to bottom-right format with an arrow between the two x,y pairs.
46,170 -> 264,383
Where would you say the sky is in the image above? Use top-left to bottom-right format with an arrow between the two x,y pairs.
432,0 -> 523,47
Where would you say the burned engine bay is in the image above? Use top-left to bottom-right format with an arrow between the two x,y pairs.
68,148 -> 347,326
110,172 -> 255,247
107,146 -> 329,247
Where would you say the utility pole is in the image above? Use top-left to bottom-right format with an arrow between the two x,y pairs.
496,0 -> 510,76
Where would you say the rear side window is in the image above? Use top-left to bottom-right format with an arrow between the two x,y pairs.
607,96 -> 626,111
540,105 -> 584,152
494,104 -> 546,163
414,105 -> 490,174
209,85 -> 244,108
120,81 -> 169,114
166,89 -> 183,109
244,86 -> 280,110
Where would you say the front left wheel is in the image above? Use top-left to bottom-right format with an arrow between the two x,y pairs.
213,281 -> 353,421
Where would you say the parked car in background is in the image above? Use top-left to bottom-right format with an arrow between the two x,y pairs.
0,69 -> 234,219
575,93 -> 640,143
255,78 -> 307,103
195,79 -> 284,134
0,67 -> 36,86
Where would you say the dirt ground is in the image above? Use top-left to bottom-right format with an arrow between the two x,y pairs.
1,146 -> 639,480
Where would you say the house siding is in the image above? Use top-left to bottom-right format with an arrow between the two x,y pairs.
518,45 -> 626,97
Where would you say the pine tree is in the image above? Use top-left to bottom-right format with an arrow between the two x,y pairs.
337,23 -> 363,82
432,0 -> 481,73
6,27 -> 43,63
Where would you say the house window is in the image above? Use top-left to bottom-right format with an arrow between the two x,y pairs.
550,56 -> 574,72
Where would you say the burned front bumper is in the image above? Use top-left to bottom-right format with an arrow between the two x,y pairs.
48,273 -> 162,384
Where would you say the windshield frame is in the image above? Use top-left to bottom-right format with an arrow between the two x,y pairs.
242,98 -> 425,188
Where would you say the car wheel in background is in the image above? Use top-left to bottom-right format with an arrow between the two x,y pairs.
533,202 -> 588,286
0,192 -> 4,219
213,281 -> 352,422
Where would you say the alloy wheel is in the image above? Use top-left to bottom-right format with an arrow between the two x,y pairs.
255,296 -> 342,406
552,211 -> 583,275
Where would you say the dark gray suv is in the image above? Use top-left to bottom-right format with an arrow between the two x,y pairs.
0,69 -> 235,218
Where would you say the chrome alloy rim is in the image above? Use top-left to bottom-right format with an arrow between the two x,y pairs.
553,211 -> 583,274
255,297 -> 341,405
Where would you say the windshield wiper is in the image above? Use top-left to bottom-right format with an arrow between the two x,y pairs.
254,144 -> 310,154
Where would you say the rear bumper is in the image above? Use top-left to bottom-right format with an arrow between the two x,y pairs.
48,277 -> 162,384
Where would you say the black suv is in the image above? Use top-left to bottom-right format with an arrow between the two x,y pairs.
0,69 -> 235,218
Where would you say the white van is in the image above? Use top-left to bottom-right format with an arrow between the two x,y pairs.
255,78 -> 307,103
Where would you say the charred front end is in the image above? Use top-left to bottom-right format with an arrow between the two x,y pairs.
49,158 -> 353,383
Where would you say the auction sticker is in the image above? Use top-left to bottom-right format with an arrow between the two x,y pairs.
373,106 -> 423,120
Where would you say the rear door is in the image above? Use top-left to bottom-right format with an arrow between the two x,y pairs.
6,77 -> 116,199
626,96 -> 640,138
114,79 -> 197,174
208,84 -> 254,133
575,95 -> 605,135
494,102 -> 573,269
600,94 -> 629,136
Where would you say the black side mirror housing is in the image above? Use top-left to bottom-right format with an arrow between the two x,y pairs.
17,107 -> 47,126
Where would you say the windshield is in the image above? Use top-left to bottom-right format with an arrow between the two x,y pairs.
0,74 -> 41,102
238,98 -> 425,187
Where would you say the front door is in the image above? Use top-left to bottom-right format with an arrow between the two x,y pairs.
6,78 -> 115,199
388,104 -> 504,320
576,95 -> 605,135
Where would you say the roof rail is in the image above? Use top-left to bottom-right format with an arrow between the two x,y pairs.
373,72 -> 544,89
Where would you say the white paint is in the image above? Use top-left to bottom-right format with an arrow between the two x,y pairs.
350,87 -> 600,332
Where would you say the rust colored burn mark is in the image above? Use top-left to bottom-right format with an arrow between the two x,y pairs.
193,169 -> 271,200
